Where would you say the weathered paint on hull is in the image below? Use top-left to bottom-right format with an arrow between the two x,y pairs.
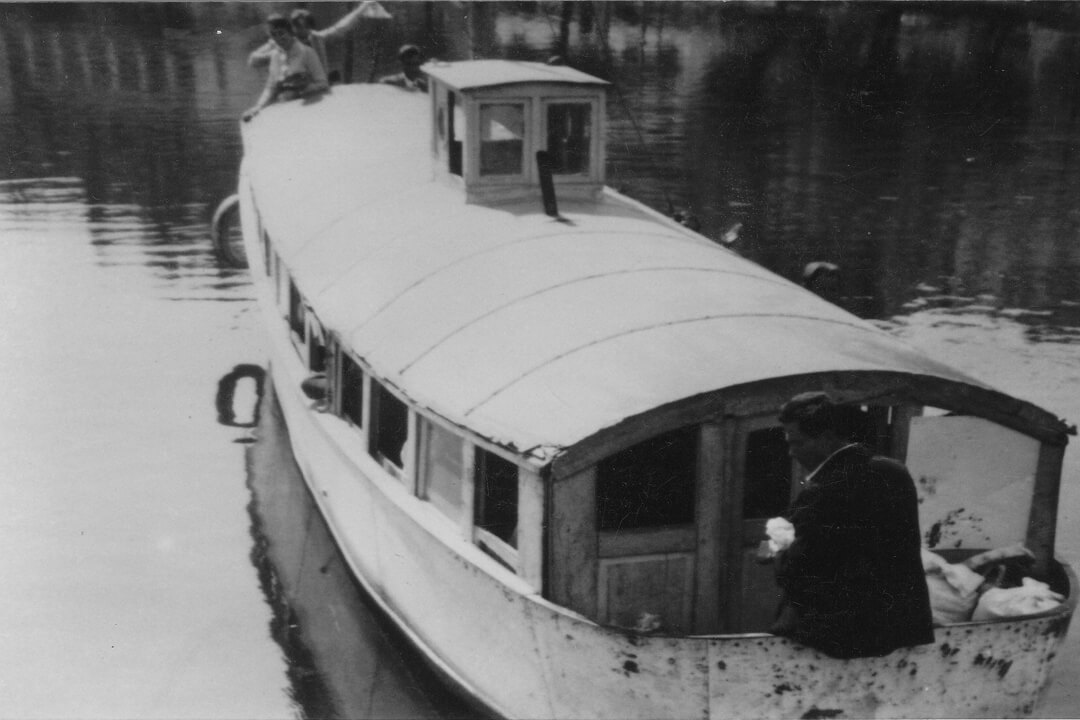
262,314 -> 1074,719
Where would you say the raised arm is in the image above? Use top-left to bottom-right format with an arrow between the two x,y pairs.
314,1 -> 389,41
247,40 -> 275,69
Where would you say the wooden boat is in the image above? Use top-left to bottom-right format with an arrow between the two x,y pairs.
232,59 -> 1075,718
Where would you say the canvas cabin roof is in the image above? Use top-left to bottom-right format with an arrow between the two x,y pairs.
241,84 -> 1065,463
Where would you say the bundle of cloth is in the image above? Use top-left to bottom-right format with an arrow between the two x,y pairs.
921,544 -> 1065,624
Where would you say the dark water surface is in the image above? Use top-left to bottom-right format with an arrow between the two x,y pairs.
2,2 -> 1079,717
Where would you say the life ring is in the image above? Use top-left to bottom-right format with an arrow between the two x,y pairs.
211,194 -> 247,269
216,363 -> 266,427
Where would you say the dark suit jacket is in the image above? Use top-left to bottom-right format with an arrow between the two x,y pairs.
772,444 -> 934,658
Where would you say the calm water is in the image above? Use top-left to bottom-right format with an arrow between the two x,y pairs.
1,2 -> 1079,717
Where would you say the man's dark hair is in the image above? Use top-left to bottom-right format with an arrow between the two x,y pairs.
266,14 -> 292,33
778,392 -> 867,441
398,44 -> 421,61
289,9 -> 314,28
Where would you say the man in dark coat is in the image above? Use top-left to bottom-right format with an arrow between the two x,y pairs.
771,392 -> 935,659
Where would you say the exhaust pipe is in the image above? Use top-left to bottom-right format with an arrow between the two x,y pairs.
536,150 -> 559,218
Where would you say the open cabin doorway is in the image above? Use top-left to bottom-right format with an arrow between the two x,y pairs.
725,415 -> 800,632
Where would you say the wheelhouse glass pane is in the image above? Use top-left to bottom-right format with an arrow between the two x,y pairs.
546,103 -> 591,174
475,449 -> 518,546
479,103 -> 524,176
597,427 -> 697,530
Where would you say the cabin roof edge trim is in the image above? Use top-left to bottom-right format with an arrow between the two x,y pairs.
549,369 -> 1073,478
422,59 -> 610,92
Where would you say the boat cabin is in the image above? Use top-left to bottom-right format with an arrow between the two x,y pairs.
424,59 -> 608,204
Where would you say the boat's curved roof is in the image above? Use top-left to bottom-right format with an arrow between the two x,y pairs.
422,59 -> 609,91
241,84 -> 1067,462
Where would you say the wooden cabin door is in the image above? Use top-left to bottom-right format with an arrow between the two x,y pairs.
724,415 -> 801,632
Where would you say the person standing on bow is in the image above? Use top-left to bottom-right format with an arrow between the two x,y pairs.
770,392 -> 934,659
243,14 -> 328,122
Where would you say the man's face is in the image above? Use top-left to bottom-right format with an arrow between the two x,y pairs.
783,423 -> 839,472
270,27 -> 294,50
402,56 -> 422,79
291,20 -> 310,40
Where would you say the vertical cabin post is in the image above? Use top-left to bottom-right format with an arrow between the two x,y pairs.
517,467 -> 545,590
460,440 -> 476,541
1027,440 -> 1065,578
718,420 -> 741,631
694,422 -> 724,633
402,410 -> 419,495
359,374 -> 372,454
549,467 -> 597,618
889,403 -> 922,463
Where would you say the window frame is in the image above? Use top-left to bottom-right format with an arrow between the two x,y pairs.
473,446 -> 521,570
368,378 -> 412,483
595,425 -> 699,532
337,351 -> 366,434
470,97 -> 532,184
417,415 -> 469,525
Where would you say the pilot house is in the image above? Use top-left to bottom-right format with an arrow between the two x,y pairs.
424,60 -> 608,204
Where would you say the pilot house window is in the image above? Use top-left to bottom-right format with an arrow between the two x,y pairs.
597,427 -> 697,530
547,103 -> 591,174
479,103 -> 525,176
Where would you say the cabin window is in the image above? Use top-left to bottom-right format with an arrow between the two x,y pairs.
479,103 -> 525,176
742,427 -> 792,519
307,316 -> 327,372
546,103 -> 591,175
597,427 -> 697,530
475,448 -> 518,548
287,279 -> 305,344
906,415 -> 1040,550
369,379 -> 409,471
272,252 -> 283,305
419,417 -> 465,521
261,230 -> 272,276
340,354 -> 364,428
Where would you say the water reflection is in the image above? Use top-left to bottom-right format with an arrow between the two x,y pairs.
245,381 -> 476,719
485,3 -> 1080,330
0,3 -> 259,289
4,2 -> 1079,330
